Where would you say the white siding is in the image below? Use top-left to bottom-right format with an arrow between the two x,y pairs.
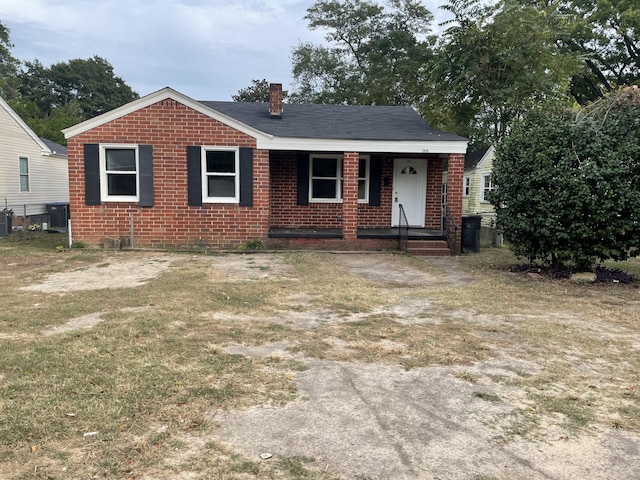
462,147 -> 496,227
0,101 -> 69,216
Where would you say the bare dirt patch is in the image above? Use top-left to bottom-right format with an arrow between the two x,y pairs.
20,253 -> 175,292
4,249 -> 640,479
214,357 -> 639,479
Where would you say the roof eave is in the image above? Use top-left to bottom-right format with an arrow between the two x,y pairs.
257,137 -> 468,154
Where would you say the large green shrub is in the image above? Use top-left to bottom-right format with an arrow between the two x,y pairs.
491,87 -> 640,269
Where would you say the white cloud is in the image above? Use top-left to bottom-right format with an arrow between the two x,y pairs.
0,0 -> 447,100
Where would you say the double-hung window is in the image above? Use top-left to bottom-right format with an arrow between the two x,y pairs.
19,157 -> 29,192
310,155 -> 341,201
101,145 -> 139,202
481,174 -> 493,202
309,155 -> 369,203
202,147 -> 239,203
358,157 -> 369,202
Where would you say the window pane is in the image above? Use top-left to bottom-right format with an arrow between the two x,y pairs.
108,174 -> 137,195
106,149 -> 136,171
20,176 -> 29,192
312,179 -> 337,198
358,179 -> 366,199
312,158 -> 337,177
358,159 -> 366,178
19,157 -> 28,174
206,151 -> 235,173
208,176 -> 235,197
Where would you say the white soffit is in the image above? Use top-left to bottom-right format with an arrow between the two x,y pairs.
258,137 -> 468,154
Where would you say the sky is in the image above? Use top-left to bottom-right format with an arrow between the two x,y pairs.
0,0 -> 447,102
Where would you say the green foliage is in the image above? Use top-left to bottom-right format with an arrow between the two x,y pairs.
232,79 -> 274,102
0,21 -> 20,99
425,0 -> 579,147
8,98 -> 81,145
491,87 -> 640,269
557,0 -> 640,104
13,55 -> 138,144
290,0 -> 434,105
17,55 -> 139,118
238,239 -> 267,251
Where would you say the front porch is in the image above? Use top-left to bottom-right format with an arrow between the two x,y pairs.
267,150 -> 464,255
267,227 -> 453,256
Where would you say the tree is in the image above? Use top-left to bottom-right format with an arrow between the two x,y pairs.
9,98 -> 82,145
425,0 -> 579,148
17,55 -> 139,120
290,0 -> 434,105
13,56 -> 138,144
556,0 -> 640,104
0,20 -> 20,99
491,86 -> 640,270
232,79 -> 274,102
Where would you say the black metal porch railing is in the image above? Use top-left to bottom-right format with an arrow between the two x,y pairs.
444,204 -> 458,255
398,204 -> 409,253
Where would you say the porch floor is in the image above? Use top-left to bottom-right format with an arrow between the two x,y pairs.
268,227 -> 445,240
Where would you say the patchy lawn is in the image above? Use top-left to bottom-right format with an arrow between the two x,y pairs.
0,233 -> 639,479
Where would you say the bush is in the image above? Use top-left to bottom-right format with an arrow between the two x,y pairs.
491,87 -> 640,270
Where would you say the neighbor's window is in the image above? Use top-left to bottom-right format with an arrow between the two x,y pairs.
19,157 -> 29,192
100,145 -> 138,202
202,147 -> 239,203
310,155 -> 369,202
481,174 -> 493,202
463,176 -> 470,197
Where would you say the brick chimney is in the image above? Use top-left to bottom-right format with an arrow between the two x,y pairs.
269,83 -> 283,118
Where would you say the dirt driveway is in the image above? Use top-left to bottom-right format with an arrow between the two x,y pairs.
15,251 -> 640,479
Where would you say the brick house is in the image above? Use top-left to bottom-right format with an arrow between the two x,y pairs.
63,84 -> 467,254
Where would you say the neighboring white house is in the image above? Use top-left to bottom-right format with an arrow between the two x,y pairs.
462,145 -> 495,226
0,96 -> 69,219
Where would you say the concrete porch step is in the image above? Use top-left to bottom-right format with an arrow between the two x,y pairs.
406,239 -> 452,256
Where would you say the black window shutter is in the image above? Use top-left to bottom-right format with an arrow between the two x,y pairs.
84,144 -> 101,205
297,152 -> 309,206
138,145 -> 154,207
369,156 -> 382,207
187,146 -> 202,206
239,147 -> 253,207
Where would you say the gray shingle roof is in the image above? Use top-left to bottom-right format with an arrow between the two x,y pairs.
200,101 -> 466,142
40,137 -> 68,156
465,147 -> 490,170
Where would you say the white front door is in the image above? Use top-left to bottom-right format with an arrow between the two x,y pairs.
392,158 -> 427,227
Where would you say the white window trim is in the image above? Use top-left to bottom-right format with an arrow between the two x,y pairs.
463,176 -> 470,197
19,156 -> 29,192
309,154 -> 370,203
309,154 -> 342,203
358,155 -> 370,204
201,146 -> 240,204
481,174 -> 493,202
100,144 -> 139,202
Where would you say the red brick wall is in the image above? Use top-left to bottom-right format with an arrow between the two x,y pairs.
269,153 -> 398,230
447,153 -> 464,251
426,158 -> 444,229
269,153 -> 448,231
67,99 -> 269,248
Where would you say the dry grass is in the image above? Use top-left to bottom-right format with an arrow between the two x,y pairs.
0,234 -> 639,478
